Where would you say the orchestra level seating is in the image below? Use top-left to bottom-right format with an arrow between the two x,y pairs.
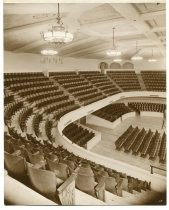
115,126 -> 166,164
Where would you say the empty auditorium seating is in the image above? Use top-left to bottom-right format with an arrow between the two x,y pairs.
79,71 -> 120,96
50,72 -> 106,105
128,102 -> 166,113
63,123 -> 95,147
93,103 -> 132,123
141,71 -> 166,91
4,125 -> 151,204
107,71 -> 141,91
115,126 -> 165,163
4,71 -> 163,205
158,132 -> 166,164
27,163 -> 76,205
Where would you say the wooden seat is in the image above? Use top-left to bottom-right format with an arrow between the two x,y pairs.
46,158 -> 69,181
27,163 -> 76,205
75,162 -> 105,201
4,151 -> 27,181
99,171 -> 117,195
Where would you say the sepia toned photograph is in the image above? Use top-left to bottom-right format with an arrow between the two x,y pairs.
3,0 -> 166,206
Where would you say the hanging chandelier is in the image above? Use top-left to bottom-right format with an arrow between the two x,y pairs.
131,41 -> 143,61
148,49 -> 157,62
106,28 -> 121,57
41,3 -> 73,45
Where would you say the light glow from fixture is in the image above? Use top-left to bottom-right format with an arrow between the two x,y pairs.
148,49 -> 157,62
131,55 -> 143,61
41,49 -> 58,56
113,58 -> 122,62
148,58 -> 157,62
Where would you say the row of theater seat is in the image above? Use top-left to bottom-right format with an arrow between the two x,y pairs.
4,126 -> 151,204
93,103 -> 132,122
4,71 -> 164,204
128,102 -> 166,113
107,71 -> 141,91
63,123 -> 95,147
141,71 -> 166,92
115,126 -> 166,163
50,72 -> 106,105
79,71 -> 120,96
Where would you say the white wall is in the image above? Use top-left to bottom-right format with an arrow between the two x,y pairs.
4,51 -> 165,73
4,51 -> 100,73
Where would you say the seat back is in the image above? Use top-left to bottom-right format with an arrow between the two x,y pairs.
54,163 -> 69,181
105,176 -> 117,194
27,164 -> 57,201
4,151 -> 26,178
27,150 -> 44,165
75,166 -> 95,196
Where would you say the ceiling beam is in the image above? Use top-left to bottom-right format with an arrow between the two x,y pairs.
4,3 -> 102,35
110,3 -> 165,56
151,26 -> 165,33
4,17 -> 56,35
76,41 -> 159,59
140,10 -> 165,20
13,40 -> 44,53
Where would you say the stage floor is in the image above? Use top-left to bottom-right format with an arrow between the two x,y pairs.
87,116 -> 166,176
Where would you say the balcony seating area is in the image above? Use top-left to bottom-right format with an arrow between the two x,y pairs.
50,72 -> 106,105
141,71 -> 166,92
128,102 -> 166,113
4,126 -> 151,204
79,71 -> 121,96
4,71 -> 165,204
4,101 -> 23,126
93,103 -> 132,122
62,123 -> 95,147
107,71 -> 141,91
4,73 -> 80,122
115,126 -> 166,163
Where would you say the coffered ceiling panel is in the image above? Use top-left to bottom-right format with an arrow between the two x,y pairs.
4,2 -> 166,60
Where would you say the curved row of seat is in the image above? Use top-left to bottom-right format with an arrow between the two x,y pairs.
107,71 -> 141,91
4,71 -> 165,205
115,126 -> 166,163
141,71 -> 166,92
51,72 -> 106,105
128,102 -> 166,113
93,103 -> 132,122
63,123 -> 95,147
4,126 -> 151,204
79,71 -> 120,96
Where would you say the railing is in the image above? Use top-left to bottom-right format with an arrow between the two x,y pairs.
150,165 -> 166,174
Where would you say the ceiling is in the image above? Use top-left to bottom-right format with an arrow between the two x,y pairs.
4,2 -> 166,60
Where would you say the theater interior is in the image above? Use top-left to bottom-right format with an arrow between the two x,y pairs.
3,0 -> 166,206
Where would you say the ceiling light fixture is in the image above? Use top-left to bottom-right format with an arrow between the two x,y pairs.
148,49 -> 157,62
41,3 -> 73,46
131,41 -> 143,61
107,28 -> 121,57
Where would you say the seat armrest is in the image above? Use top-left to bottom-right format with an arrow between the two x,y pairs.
95,177 -> 106,202
33,161 -> 46,169
12,150 -> 21,156
115,178 -> 123,197
56,173 -> 76,205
